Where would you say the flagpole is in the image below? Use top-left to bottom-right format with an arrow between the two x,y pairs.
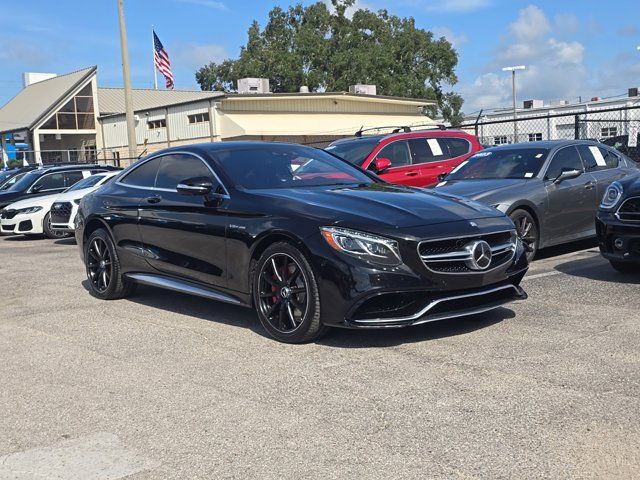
152,26 -> 158,90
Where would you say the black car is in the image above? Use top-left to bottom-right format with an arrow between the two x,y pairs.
76,142 -> 528,343
435,140 -> 639,261
596,174 -> 640,272
0,164 -> 120,209
0,166 -> 37,190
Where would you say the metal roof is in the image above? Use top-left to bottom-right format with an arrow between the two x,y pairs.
0,66 -> 96,134
97,88 -> 225,116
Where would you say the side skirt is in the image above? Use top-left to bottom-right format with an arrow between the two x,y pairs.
124,273 -> 249,307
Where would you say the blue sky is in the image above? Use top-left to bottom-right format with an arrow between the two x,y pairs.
1,0 -> 638,113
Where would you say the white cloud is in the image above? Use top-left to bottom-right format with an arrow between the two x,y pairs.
460,4 -> 590,112
174,43 -> 227,70
173,0 -> 228,11
554,13 -> 579,36
322,0 -> 376,18
432,26 -> 467,49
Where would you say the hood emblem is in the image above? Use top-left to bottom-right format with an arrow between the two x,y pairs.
465,240 -> 492,271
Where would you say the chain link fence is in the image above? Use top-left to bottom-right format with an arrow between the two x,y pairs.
461,104 -> 640,162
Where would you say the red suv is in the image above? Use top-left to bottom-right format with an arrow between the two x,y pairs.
325,127 -> 482,187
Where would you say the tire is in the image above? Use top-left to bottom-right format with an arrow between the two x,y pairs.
510,209 -> 539,263
84,228 -> 135,300
252,242 -> 328,343
609,260 -> 638,274
43,212 -> 72,239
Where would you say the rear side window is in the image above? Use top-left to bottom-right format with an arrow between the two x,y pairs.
545,146 -> 583,180
408,138 -> 449,164
64,171 -> 85,187
577,145 -> 619,171
155,154 -> 215,190
445,138 -> 471,157
120,157 -> 162,188
376,141 -> 412,167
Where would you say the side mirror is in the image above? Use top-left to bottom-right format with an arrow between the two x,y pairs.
374,157 -> 392,174
31,184 -> 43,193
176,176 -> 213,195
437,172 -> 448,183
553,169 -> 582,183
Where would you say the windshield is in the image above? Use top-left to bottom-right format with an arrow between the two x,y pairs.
65,174 -> 106,192
0,172 -> 27,191
5,171 -> 39,192
214,144 -> 374,190
324,137 -> 381,165
0,171 -> 16,184
446,148 -> 550,180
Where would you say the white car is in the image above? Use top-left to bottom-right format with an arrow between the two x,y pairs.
0,171 -> 120,239
49,171 -> 121,235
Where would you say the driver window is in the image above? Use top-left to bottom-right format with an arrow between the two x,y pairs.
376,141 -> 411,168
155,154 -> 216,190
32,173 -> 65,191
545,146 -> 583,180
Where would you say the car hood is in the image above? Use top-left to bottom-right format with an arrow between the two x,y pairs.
254,183 -> 505,228
4,192 -> 59,211
435,178 -> 531,202
53,186 -> 97,202
619,173 -> 640,193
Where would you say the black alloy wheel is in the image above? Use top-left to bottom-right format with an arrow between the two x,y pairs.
253,242 -> 326,343
510,209 -> 538,263
43,212 -> 71,239
84,228 -> 135,300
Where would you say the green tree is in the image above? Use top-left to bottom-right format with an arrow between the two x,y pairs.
195,0 -> 464,123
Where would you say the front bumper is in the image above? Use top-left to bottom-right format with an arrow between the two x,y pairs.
0,213 -> 42,235
595,212 -> 640,264
307,219 -> 529,328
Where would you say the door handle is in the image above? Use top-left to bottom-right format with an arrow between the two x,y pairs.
145,195 -> 162,204
584,182 -> 595,190
404,171 -> 418,176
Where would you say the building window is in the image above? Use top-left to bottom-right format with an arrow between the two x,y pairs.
148,119 -> 167,129
187,112 -> 210,124
40,83 -> 95,130
601,127 -> 617,138
494,136 -> 508,145
528,133 -> 543,142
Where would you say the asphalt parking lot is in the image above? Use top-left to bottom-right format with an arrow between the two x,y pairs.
0,235 -> 638,479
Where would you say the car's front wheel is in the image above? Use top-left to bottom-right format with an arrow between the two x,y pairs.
85,228 -> 135,300
510,209 -> 538,263
253,242 -> 327,343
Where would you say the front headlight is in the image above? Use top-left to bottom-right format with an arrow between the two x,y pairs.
16,206 -> 42,214
600,182 -> 623,210
320,226 -> 402,266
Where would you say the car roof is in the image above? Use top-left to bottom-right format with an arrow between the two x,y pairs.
27,164 -> 118,174
486,139 -> 600,151
329,129 -> 472,147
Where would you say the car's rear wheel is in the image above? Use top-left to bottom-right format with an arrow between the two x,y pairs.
510,209 -> 538,262
85,228 -> 135,300
43,212 -> 71,239
609,260 -> 638,274
253,242 -> 327,343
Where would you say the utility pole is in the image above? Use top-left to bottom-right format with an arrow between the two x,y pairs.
117,0 -> 138,161
502,65 -> 526,143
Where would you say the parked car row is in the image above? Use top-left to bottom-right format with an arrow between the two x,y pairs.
0,164 -> 121,238
1,133 -> 638,343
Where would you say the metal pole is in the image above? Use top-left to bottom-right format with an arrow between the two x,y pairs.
152,26 -> 158,90
117,0 -> 138,161
512,70 -> 518,143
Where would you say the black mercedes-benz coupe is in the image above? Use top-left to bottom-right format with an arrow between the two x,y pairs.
76,142 -> 528,343
596,174 -> 640,273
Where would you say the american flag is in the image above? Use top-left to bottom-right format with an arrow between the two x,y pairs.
153,31 -> 174,89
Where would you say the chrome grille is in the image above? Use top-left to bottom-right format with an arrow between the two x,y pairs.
418,230 -> 516,274
616,197 -> 640,223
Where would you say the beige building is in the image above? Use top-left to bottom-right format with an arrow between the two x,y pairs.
0,66 -> 437,166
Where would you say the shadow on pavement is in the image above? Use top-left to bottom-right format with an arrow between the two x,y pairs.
554,256 -> 640,284
1,234 -> 44,241
54,237 -> 77,246
82,280 -> 517,347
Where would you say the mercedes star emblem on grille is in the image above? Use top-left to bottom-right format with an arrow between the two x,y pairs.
465,240 -> 492,271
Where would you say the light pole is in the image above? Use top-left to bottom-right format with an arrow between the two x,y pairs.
502,65 -> 526,143
117,0 -> 138,161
